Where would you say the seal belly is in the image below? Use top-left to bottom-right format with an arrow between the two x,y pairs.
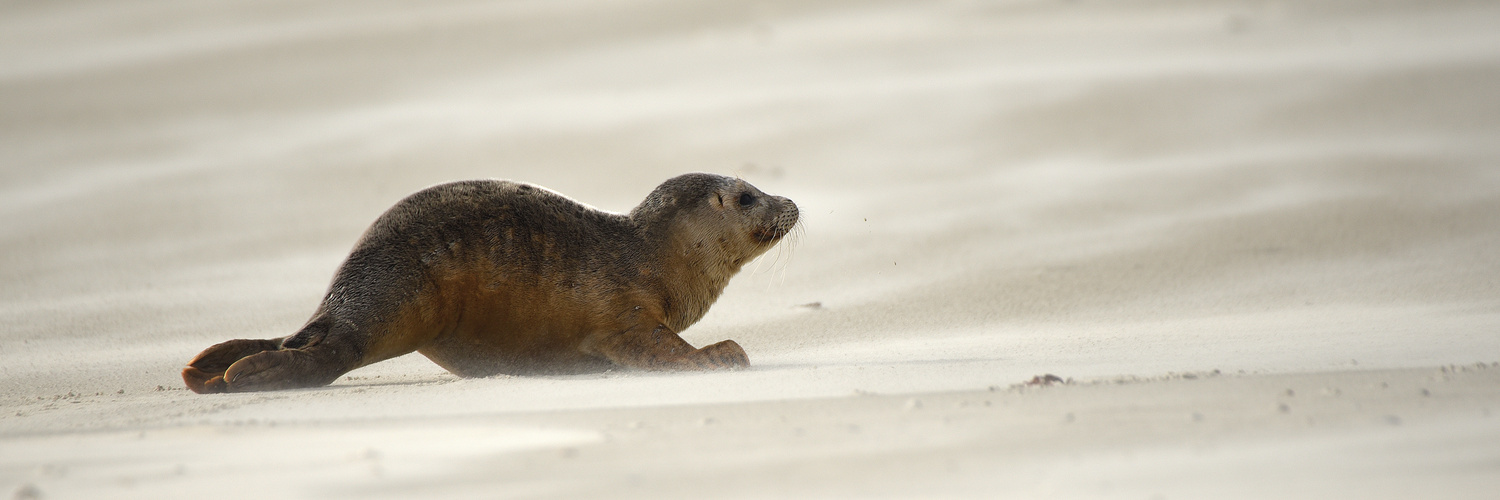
415,262 -> 621,377
416,295 -> 617,376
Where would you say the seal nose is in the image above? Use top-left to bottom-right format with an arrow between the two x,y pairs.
770,196 -> 799,237
778,196 -> 798,225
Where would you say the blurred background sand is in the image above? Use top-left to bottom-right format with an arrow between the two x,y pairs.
3,0 -> 1499,498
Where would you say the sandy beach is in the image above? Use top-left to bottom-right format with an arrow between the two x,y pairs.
3,0 -> 1500,498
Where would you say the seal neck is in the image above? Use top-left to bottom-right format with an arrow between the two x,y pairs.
652,232 -> 743,331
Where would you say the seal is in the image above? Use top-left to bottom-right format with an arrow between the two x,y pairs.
182,173 -> 799,393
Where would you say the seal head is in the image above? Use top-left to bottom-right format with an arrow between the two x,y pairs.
631,173 -> 799,328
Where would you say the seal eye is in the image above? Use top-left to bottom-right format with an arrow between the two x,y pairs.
738,192 -> 756,208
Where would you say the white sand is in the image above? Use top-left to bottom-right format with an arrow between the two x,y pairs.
4,0 -> 1500,498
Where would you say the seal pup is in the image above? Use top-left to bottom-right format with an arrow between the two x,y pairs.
182,173 -> 799,393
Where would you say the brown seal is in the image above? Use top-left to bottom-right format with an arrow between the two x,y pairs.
182,173 -> 799,393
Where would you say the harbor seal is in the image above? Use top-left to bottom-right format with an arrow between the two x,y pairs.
182,173 -> 799,393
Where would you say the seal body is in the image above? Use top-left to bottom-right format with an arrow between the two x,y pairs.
183,173 -> 799,393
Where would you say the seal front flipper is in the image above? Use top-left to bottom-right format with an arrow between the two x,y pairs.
182,338 -> 283,394
588,324 -> 750,371
695,339 -> 751,369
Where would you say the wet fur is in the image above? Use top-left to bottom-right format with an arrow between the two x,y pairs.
184,173 -> 798,393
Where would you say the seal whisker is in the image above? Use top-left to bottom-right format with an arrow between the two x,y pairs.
761,218 -> 802,288
778,221 -> 804,286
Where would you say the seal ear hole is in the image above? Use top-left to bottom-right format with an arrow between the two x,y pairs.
738,192 -> 756,208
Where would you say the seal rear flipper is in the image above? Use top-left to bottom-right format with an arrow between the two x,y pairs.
181,366 -> 230,394
219,348 -> 351,393
182,338 -> 284,394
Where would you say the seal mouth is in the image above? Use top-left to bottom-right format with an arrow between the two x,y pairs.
753,227 -> 789,244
